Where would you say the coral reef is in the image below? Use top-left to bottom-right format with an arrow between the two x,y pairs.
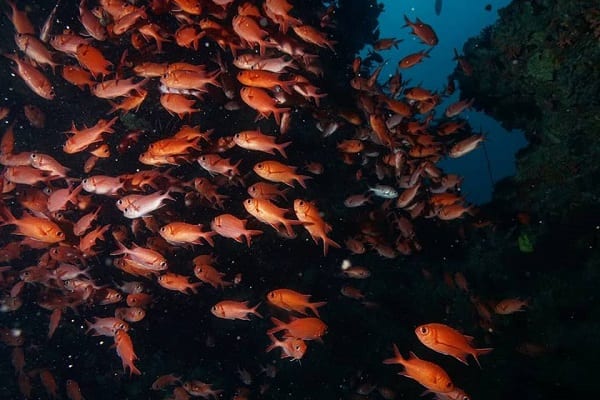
454,0 -> 600,218
441,1 -> 600,397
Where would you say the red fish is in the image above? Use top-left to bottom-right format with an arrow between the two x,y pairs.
211,300 -> 262,320
403,15 -> 438,45
415,323 -> 493,367
114,329 -> 141,376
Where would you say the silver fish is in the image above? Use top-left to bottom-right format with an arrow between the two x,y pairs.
368,185 -> 398,199
40,0 -> 61,43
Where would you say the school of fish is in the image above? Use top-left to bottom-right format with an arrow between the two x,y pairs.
0,0 -> 528,399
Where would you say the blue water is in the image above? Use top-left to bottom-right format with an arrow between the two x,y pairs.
371,0 -> 528,204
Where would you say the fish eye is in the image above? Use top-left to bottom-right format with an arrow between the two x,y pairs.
56,231 -> 64,237
299,201 -> 304,205
420,326 -> 428,334
463,397 -> 470,400
117,199 -> 123,205
295,345 -> 301,350
51,248 -> 59,254
160,226 -> 166,232
82,179 -> 88,184
256,163 -> 262,169
245,199 -> 252,204
159,261 -> 167,267
200,156 -> 206,161
446,382 -> 453,388
31,153 -> 37,159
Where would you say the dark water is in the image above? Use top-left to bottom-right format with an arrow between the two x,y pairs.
0,1 -> 598,399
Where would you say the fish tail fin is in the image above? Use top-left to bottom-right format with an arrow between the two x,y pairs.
251,302 -> 263,318
473,347 -> 494,368
265,333 -> 279,353
110,239 -> 128,256
244,230 -> 263,247
84,319 -> 94,334
126,361 -> 142,376
189,282 -> 202,294
295,174 -> 312,189
267,318 -> 286,335
322,236 -> 341,256
309,301 -> 327,317
203,231 -> 216,247
276,141 -> 292,159
383,343 -> 405,365
402,15 -> 411,27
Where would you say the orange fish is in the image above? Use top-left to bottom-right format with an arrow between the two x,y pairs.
40,369 -> 59,399
233,130 -> 291,158
160,93 -> 201,119
232,15 -> 271,55
240,86 -> 290,125
6,0 -> 35,35
266,333 -> 307,361
373,38 -> 402,50
4,54 -> 55,100
211,300 -> 262,320
383,344 -> 454,393
267,289 -> 327,317
415,323 -> 493,367
403,15 -> 438,46
76,44 -> 113,78
293,199 -> 340,255
151,373 -> 182,391
182,380 -> 223,398
247,181 -> 288,201
210,213 -> 263,246
243,197 -> 299,237
114,329 -> 141,376
115,307 -> 146,323
398,49 -> 431,69
237,70 -> 295,93
66,379 -> 85,400
193,263 -> 231,289
0,206 -> 64,243
253,160 -> 310,188
494,298 -> 528,314
14,33 -> 59,71
157,273 -> 201,295
445,98 -> 474,118
292,25 -> 336,51
159,222 -> 215,247
448,135 -> 484,158
268,316 -> 327,341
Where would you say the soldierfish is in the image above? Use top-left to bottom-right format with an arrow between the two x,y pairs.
403,15 -> 438,46
383,344 -> 454,393
267,289 -> 327,317
415,323 -> 493,367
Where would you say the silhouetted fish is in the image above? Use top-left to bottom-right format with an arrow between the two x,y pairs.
435,0 -> 442,16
